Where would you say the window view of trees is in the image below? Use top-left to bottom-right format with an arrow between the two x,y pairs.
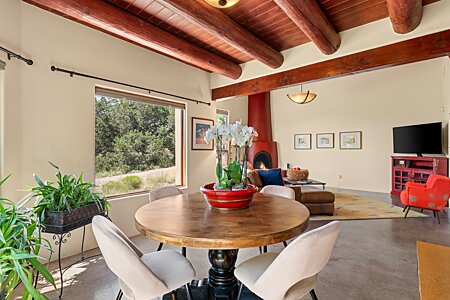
216,110 -> 229,126
95,94 -> 178,196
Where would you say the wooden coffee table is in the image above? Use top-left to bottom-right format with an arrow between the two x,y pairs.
135,192 -> 310,300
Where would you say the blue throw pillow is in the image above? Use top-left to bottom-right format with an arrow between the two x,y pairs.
256,169 -> 284,186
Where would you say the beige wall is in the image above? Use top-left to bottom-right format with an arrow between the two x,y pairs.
216,96 -> 248,125
0,0 -> 220,259
272,58 -> 446,193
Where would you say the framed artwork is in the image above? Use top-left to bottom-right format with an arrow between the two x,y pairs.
294,134 -> 312,150
316,133 -> 334,149
340,131 -> 362,149
192,117 -> 214,150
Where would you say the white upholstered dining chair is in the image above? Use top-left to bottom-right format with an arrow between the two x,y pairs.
92,216 -> 195,300
235,221 -> 340,300
260,185 -> 296,251
149,186 -> 185,254
260,185 -> 295,200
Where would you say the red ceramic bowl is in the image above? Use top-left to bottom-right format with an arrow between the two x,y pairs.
200,183 -> 258,210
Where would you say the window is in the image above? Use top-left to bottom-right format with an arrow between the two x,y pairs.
95,87 -> 185,197
216,109 -> 229,126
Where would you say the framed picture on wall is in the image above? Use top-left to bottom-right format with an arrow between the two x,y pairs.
294,134 -> 312,150
340,131 -> 362,149
192,117 -> 214,150
316,133 -> 334,149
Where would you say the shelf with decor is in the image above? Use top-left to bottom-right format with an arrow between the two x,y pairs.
391,156 -> 448,196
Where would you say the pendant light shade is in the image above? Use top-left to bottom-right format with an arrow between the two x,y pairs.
204,0 -> 240,8
287,86 -> 317,104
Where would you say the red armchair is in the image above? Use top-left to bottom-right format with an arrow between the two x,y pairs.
401,174 -> 450,224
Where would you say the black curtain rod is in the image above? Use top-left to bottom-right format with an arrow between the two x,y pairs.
0,46 -> 33,65
50,66 -> 211,106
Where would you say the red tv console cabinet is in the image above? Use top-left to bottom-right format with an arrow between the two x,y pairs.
391,156 -> 448,196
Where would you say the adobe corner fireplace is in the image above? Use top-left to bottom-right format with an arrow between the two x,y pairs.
247,92 -> 278,169
253,151 -> 272,169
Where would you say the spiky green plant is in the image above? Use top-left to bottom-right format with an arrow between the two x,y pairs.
31,163 -> 108,222
0,175 -> 55,300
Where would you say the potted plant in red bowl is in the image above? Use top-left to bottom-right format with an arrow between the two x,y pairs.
200,121 -> 258,210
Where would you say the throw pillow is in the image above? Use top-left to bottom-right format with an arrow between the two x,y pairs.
256,168 -> 284,186
247,170 -> 263,187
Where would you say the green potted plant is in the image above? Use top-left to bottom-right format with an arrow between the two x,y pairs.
30,163 -> 108,233
0,176 -> 55,300
200,121 -> 259,210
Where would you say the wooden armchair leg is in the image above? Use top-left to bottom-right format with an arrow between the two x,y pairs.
404,206 -> 410,218
436,211 -> 441,224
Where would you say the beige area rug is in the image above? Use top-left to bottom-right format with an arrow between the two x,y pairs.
311,189 -> 428,221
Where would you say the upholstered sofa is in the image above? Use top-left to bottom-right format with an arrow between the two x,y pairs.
248,169 -> 335,215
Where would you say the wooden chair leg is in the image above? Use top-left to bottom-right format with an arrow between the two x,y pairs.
259,247 -> 262,254
403,205 -> 408,212
237,282 -> 244,300
310,289 -> 319,300
436,211 -> 441,224
182,247 -> 187,257
263,246 -> 267,253
157,243 -> 164,251
420,209 -> 423,213
283,241 -> 288,248
404,206 -> 410,218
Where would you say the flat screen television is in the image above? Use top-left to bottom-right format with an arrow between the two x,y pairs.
393,122 -> 442,157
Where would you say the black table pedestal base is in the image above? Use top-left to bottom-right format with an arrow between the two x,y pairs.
207,249 -> 239,300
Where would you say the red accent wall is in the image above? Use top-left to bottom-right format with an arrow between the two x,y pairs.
248,92 -> 272,142
248,92 -> 278,168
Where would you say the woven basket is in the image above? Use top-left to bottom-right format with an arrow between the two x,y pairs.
287,169 -> 309,181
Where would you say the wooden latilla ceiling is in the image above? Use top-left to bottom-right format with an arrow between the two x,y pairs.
24,0 -> 438,79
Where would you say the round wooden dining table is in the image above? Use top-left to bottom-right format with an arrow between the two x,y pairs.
135,192 -> 310,300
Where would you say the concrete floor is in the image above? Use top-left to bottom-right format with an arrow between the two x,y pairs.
36,189 -> 450,300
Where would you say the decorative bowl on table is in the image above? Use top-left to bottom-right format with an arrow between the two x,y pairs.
200,183 -> 258,210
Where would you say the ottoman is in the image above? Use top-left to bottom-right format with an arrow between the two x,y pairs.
288,186 -> 335,216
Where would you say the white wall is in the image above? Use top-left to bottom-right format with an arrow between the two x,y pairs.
211,0 -> 450,88
272,58 -> 446,193
0,0 -> 221,259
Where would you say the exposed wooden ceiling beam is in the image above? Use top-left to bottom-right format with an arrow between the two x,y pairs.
157,0 -> 283,69
23,0 -> 242,79
273,0 -> 340,55
387,0 -> 423,34
212,29 -> 450,100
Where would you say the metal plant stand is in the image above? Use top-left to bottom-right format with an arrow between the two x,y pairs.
41,212 -> 108,298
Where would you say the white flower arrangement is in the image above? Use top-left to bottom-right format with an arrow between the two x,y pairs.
204,121 -> 258,190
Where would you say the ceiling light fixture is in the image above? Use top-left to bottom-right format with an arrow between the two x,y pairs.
204,0 -> 240,8
287,85 -> 317,104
